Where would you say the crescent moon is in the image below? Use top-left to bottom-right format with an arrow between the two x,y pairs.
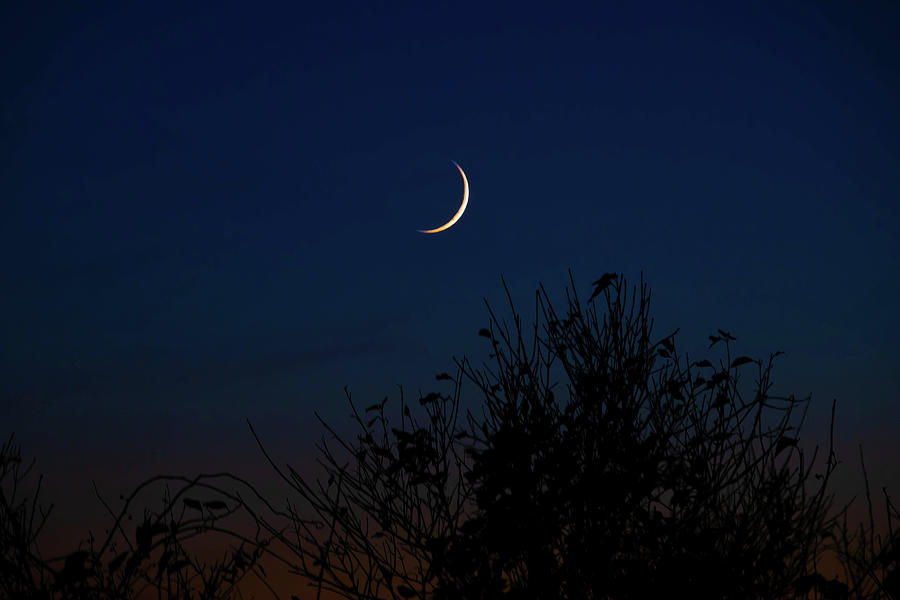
417,161 -> 469,234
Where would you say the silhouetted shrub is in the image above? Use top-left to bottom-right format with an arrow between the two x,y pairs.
429,273 -> 835,599
251,272 -> 895,599
0,433 -> 271,599
3,272 -> 898,600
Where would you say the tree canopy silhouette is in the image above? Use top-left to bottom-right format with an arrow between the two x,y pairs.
2,272 -> 899,599
245,272 -> 898,599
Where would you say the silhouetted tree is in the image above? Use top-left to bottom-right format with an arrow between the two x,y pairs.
428,273 -> 836,599
249,272 -> 897,599
4,271 -> 899,600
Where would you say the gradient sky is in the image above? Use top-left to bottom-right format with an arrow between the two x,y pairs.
2,1 -> 899,551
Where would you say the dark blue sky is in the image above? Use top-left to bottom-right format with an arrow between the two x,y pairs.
2,1 -> 898,533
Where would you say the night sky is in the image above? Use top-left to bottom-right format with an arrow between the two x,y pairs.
2,1 -> 899,555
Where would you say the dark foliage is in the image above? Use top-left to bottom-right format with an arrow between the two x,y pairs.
429,274 -> 835,599
250,273 -> 897,599
0,433 -> 274,599
2,272 -> 898,599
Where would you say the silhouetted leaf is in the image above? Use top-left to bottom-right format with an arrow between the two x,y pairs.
717,328 -> 736,340
820,577 -> 849,600
794,573 -> 826,594
730,356 -> 754,368
108,551 -> 128,574
775,436 -> 799,455
694,359 -> 713,368
135,524 -> 152,552
657,348 -> 670,358
661,337 -> 675,352
58,551 -> 89,585
365,403 -> 381,413
379,564 -> 394,584
156,550 -> 171,580
167,559 -> 192,574
589,272 -> 617,301
436,372 -> 453,381
879,535 -> 900,565
419,392 -> 440,406
183,498 -> 203,510
478,328 -> 491,338
125,552 -> 144,575
397,584 -> 416,597
204,500 -> 227,511
372,446 -> 394,459
392,428 -> 411,442
709,371 -> 729,386
883,567 -> 900,599
708,335 -> 721,348
666,379 -> 684,400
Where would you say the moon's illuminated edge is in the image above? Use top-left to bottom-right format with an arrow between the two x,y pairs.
418,161 -> 469,234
